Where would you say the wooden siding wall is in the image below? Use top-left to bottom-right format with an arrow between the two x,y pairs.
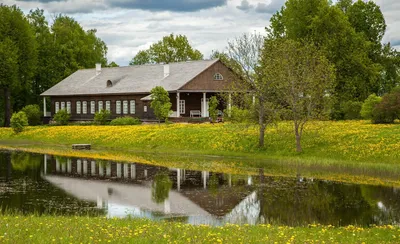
179,61 -> 234,91
50,94 -> 155,121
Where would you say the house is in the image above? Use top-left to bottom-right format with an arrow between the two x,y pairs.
40,59 -> 235,122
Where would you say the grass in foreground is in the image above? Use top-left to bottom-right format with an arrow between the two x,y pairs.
1,216 -> 400,243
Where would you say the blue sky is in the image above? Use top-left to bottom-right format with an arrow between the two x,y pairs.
3,0 -> 399,66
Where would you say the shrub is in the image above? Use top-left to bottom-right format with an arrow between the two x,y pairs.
360,94 -> 382,120
53,109 -> 70,125
21,104 -> 41,126
150,86 -> 172,123
110,116 -> 141,125
10,111 -> 28,133
208,96 -> 219,122
341,101 -> 362,120
371,91 -> 400,124
94,109 -> 111,125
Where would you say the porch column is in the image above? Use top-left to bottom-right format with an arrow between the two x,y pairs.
43,154 -> 47,175
228,93 -> 232,117
43,97 -> 47,117
202,92 -> 207,117
176,92 -> 180,118
177,169 -> 181,191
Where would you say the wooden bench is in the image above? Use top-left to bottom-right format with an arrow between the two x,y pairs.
190,110 -> 202,117
72,144 -> 91,150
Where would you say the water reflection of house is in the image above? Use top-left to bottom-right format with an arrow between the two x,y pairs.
43,155 -> 259,225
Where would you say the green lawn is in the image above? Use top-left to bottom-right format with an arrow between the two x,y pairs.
0,216 -> 399,243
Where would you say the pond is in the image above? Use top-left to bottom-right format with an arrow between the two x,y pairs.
1,150 -> 400,227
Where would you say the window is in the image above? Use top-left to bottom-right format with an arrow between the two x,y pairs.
61,102 -> 65,110
179,100 -> 185,114
106,101 -> 111,112
76,101 -> 81,114
98,101 -> 103,111
90,101 -> 95,114
130,100 -> 135,114
66,102 -> 71,114
116,101 -> 121,114
213,73 -> 224,81
123,100 -> 128,114
55,102 -> 60,113
82,101 -> 87,114
144,105 -> 148,113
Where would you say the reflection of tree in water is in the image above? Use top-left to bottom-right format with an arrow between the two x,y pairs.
11,152 -> 42,172
257,177 -> 400,226
152,171 -> 172,204
208,174 -> 219,197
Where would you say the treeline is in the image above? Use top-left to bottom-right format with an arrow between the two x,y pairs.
0,5 -> 110,126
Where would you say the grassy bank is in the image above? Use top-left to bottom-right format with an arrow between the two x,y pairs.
1,121 -> 400,186
0,121 -> 399,164
1,216 -> 399,243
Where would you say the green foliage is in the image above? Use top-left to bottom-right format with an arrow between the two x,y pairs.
130,34 -> 203,65
21,104 -> 41,126
361,94 -> 382,119
266,0 -> 399,110
0,5 -> 37,126
341,101 -> 363,120
94,109 -> 111,125
151,171 -> 172,204
10,111 -> 28,133
110,117 -> 141,126
11,151 -> 41,171
227,106 -> 253,123
260,38 -> 335,152
150,86 -> 172,123
371,89 -> 400,124
53,109 -> 70,125
107,61 -> 119,67
208,96 -> 219,122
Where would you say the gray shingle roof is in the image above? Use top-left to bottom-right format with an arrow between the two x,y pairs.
41,59 -> 219,96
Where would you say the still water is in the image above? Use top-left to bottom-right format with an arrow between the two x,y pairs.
1,150 -> 400,226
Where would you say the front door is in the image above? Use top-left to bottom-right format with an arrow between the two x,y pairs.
201,98 -> 209,117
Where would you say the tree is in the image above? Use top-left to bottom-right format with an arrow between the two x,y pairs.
266,0 -> 396,118
260,39 -> 335,152
150,86 -> 172,123
130,34 -> 203,65
10,111 -> 28,133
151,171 -> 172,204
107,61 -> 119,67
208,96 -> 219,123
360,94 -> 382,119
0,5 -> 37,127
226,33 -> 279,147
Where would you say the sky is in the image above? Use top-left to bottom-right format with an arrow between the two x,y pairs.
2,0 -> 399,66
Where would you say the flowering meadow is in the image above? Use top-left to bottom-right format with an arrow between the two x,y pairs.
1,216 -> 400,243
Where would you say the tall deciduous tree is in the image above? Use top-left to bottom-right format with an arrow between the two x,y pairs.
260,39 -> 335,152
130,34 -> 203,65
0,5 -> 37,127
226,33 -> 279,147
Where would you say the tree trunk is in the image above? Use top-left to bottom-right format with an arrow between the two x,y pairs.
258,100 -> 265,148
294,124 -> 302,152
4,87 -> 11,127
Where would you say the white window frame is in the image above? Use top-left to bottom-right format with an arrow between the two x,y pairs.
55,102 -> 60,113
76,101 -> 81,114
90,101 -> 95,114
144,105 -> 148,113
123,100 -> 128,114
82,101 -> 87,114
213,73 -> 224,81
130,100 -> 136,114
61,102 -> 65,110
98,101 -> 103,111
66,101 -> 71,114
179,100 -> 185,114
105,101 -> 111,112
116,101 -> 121,114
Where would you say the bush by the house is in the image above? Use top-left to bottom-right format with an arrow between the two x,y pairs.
53,109 -> 70,125
371,88 -> 400,124
360,94 -> 382,120
110,116 -> 141,125
21,104 -> 41,126
10,111 -> 28,133
94,109 -> 111,125
341,101 -> 363,120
